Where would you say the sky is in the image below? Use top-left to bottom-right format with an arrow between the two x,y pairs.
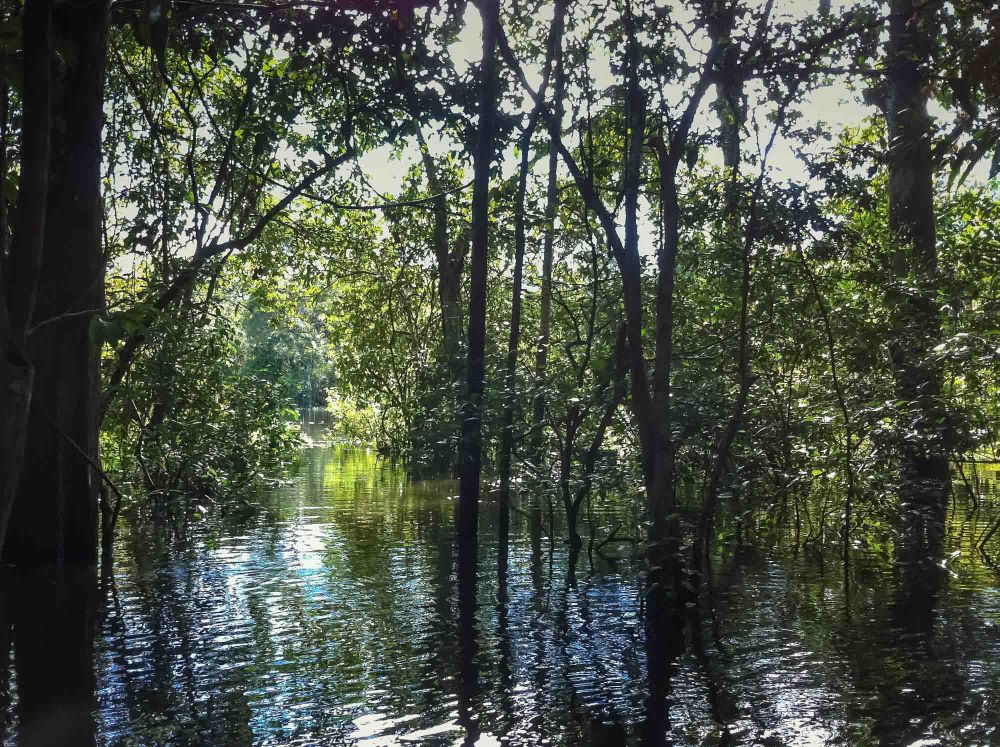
357,0 -> 879,192
356,0 -> 878,261
116,1 -> 989,271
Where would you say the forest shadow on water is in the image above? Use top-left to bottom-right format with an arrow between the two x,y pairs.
2,422 -> 1000,747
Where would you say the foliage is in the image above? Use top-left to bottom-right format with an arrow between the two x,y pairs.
3,0 -> 1000,559
101,276 -> 303,508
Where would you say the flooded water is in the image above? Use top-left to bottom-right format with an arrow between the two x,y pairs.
2,422 -> 1000,746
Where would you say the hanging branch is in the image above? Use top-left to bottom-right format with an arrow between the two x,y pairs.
101,142 -> 354,418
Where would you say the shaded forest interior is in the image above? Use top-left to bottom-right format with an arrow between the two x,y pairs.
2,0 -> 1000,744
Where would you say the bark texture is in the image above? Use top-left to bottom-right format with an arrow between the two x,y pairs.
0,0 -> 53,559
3,0 -> 110,566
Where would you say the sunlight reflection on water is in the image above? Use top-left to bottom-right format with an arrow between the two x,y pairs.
2,426 -> 1000,746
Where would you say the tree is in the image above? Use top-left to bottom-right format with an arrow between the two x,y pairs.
456,0 -> 502,598
3,0 -> 109,565
881,0 -> 951,541
0,0 -> 53,560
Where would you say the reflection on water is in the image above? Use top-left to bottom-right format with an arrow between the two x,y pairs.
0,566 -> 99,747
1,422 -> 999,746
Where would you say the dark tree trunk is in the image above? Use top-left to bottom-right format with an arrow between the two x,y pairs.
497,117 -> 539,581
500,6 -> 717,617
714,38 -> 744,217
526,0 -> 567,543
693,95 -> 748,574
3,0 -> 109,566
0,0 -> 53,559
493,19 -> 565,573
884,0 -> 950,536
620,12 -> 657,497
557,430 -> 579,549
647,132 -> 680,614
498,0 -> 715,637
695,241 -> 751,573
617,4 -> 687,670
693,17 -> 769,580
531,0 -> 566,440
11,567 -> 99,747
642,20 -> 725,614
640,18 -> 729,695
456,0 -> 500,610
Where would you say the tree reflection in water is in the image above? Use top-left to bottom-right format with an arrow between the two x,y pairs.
0,441 -> 998,745
0,566 -> 98,747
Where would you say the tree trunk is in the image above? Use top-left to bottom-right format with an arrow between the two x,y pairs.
4,0 -> 109,566
693,26 -> 768,580
497,118 -> 538,580
456,0 -> 500,607
497,0 -> 564,577
0,0 -> 53,559
529,0 -> 567,528
695,246 -> 751,572
798,247 -> 858,580
11,567 -> 99,747
416,130 -> 465,357
558,430 -> 581,550
714,38 -> 744,218
694,104 -> 747,573
498,0 -> 717,623
647,132 -> 681,612
884,0 -> 950,537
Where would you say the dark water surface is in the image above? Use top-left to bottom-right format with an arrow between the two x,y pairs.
3,424 -> 1000,746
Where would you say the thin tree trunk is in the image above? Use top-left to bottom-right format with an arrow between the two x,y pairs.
532,0 -> 566,424
456,0 -> 501,610
798,246 -> 857,581
497,135 -> 530,579
567,388 -> 622,552
416,128 -> 465,356
500,11 -> 718,614
647,130 -> 680,609
495,21 -> 562,579
714,35 -> 745,218
643,26 -> 726,634
497,117 -> 539,581
497,29 -> 661,497
693,81 -> 791,581
529,0 -> 567,542
620,9 -> 657,494
696,230 -> 752,573
689,8 -> 746,581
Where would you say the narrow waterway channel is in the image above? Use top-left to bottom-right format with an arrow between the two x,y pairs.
2,419 -> 1000,746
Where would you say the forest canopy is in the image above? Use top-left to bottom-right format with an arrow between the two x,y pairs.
0,0 -> 999,603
